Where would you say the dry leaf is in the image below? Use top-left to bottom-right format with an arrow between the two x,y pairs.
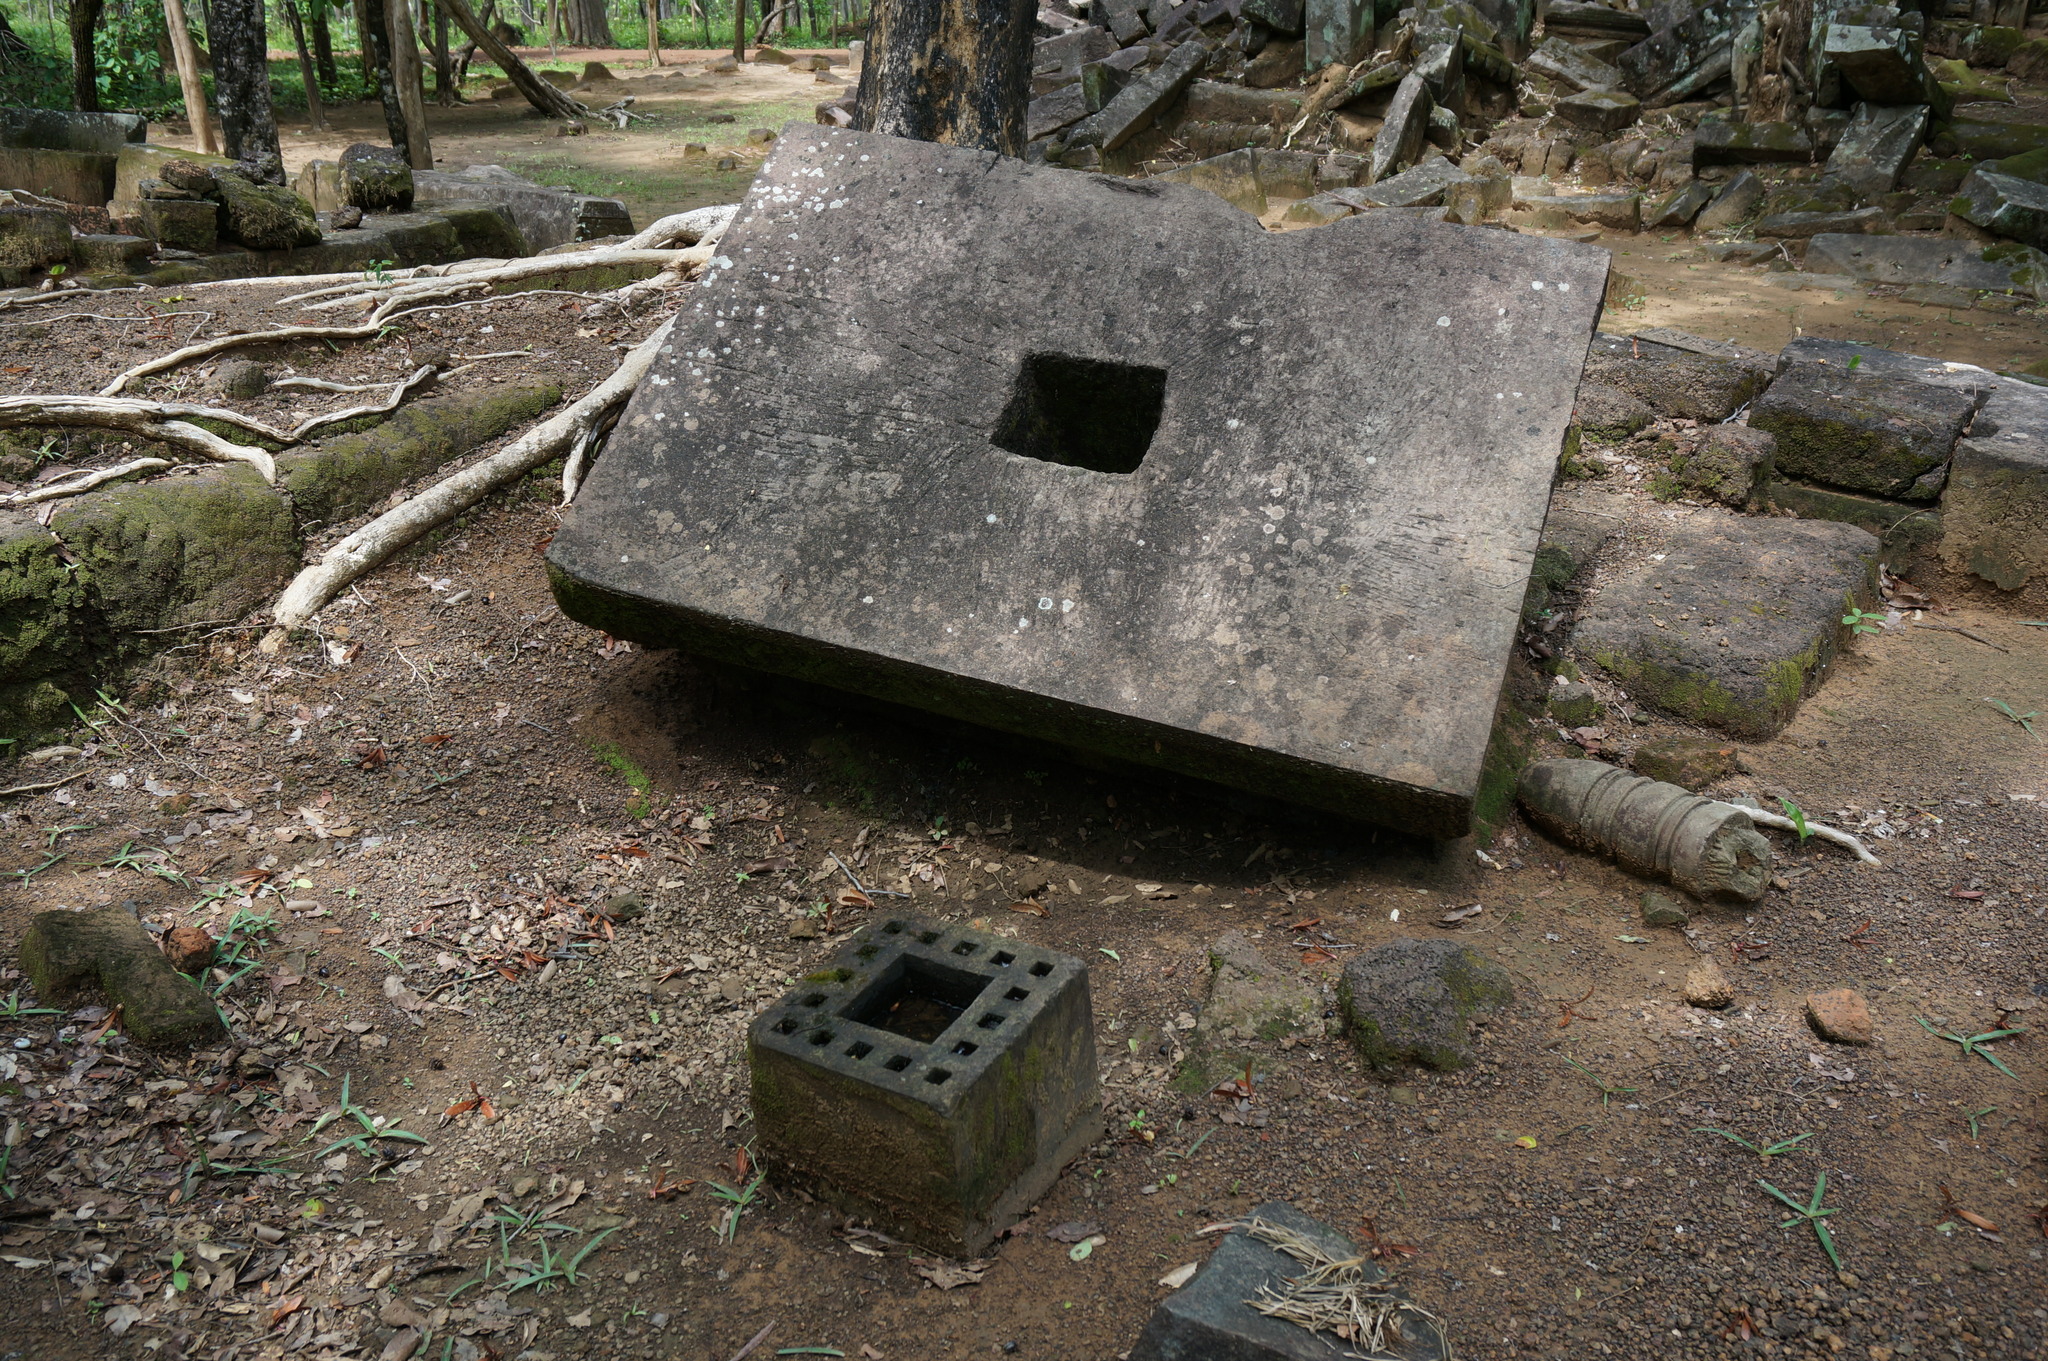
1158,1262 -> 1199,1289
1006,899 -> 1048,917
912,1257 -> 989,1289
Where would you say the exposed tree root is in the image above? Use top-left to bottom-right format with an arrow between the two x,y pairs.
1,457 -> 173,507
268,314 -> 677,633
0,396 -> 282,480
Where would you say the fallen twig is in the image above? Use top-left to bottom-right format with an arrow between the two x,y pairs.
0,770 -> 87,798
726,1320 -> 776,1361
1740,807 -> 1880,865
1915,622 -> 2010,653
268,315 -> 677,632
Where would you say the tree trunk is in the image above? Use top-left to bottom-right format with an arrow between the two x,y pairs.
386,0 -> 435,167
67,0 -> 102,111
360,0 -> 415,159
645,0 -> 660,65
282,0 -> 330,130
311,0 -> 337,83
432,3 -> 455,103
563,0 -> 611,44
162,0 -> 220,153
439,0 -> 588,119
854,0 -> 1035,155
731,0 -> 745,58
203,0 -> 286,179
545,0 -> 559,56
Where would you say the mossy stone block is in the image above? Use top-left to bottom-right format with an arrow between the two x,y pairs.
50,467 -> 298,633
1337,938 -> 1514,1072
20,907 -> 225,1047
278,381 -> 562,527
1751,362 -> 1975,499
1632,734 -> 1739,789
0,509 -> 103,739
213,170 -> 321,251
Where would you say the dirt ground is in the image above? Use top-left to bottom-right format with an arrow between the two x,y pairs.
0,54 -> 2044,1361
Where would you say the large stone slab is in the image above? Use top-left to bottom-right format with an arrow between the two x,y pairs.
0,109 -> 146,155
1751,363 -> 1976,499
1825,24 -> 1926,105
1305,0 -> 1372,71
1824,102 -> 1928,200
1801,234 -> 2028,294
1940,379 -> 2048,596
547,125 -> 1608,837
1693,118 -> 1815,165
1575,511 -> 1878,737
1952,166 -> 2048,249
1582,331 -> 1770,420
0,147 -> 117,206
1129,1201 -> 1447,1361
1069,38 -> 1209,149
1527,35 -> 1624,91
1618,0 -> 1749,104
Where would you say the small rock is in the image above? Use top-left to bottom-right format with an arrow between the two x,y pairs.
330,204 -> 364,229
215,359 -> 269,400
598,891 -> 647,922
1666,424 -> 1775,507
1546,681 -> 1602,726
1574,381 -> 1654,441
787,916 -> 822,940
716,156 -> 739,171
1684,960 -> 1735,1009
1336,938 -> 1514,1072
717,975 -> 746,1003
555,120 -> 587,137
162,926 -> 216,974
1640,891 -> 1690,928
745,127 -> 777,144
1805,988 -> 1873,1045
1632,735 -> 1740,790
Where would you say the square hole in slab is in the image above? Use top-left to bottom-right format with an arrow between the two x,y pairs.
977,1012 -> 1005,1030
917,930 -> 941,945
773,1016 -> 801,1035
1005,986 -> 1031,1002
883,1055 -> 911,1072
844,955 -> 990,1043
952,941 -> 977,957
993,352 -> 1166,475
1029,961 -> 1053,977
951,1040 -> 978,1057
808,1030 -> 835,1046
845,1040 -> 873,1061
925,1068 -> 953,1086
882,921 -> 904,935
992,951 -> 1015,967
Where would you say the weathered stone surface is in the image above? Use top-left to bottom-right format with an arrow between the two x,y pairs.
1694,119 -> 1815,165
1543,0 -> 1649,42
1825,103 -> 1929,201
1443,172 -> 1510,223
1939,378 -> 2048,595
1575,511 -> 1877,737
0,205 -> 72,270
547,125 -> 1607,837
1953,166 -> 2048,249
1280,191 -> 1356,226
1521,505 -> 1616,621
0,108 -> 146,154
109,195 -> 214,250
1699,239 -> 1781,264
1244,38 -> 1306,88
1546,679 -> 1601,724
0,509 -> 102,740
1028,84 -> 1090,140
1641,890 -> 1690,927
1071,39 -> 1210,150
1947,118 -> 2048,163
1337,938 -> 1514,1072
1618,0 -> 1742,104
277,382 -> 563,527
1574,380 -> 1653,439
340,142 -> 415,213
1129,1202 -> 1448,1361
1693,168 -> 1763,231
1179,931 -> 1320,1091
1806,988 -> 1874,1044
214,359 -> 269,399
1668,424 -> 1774,505
413,166 -> 600,252
69,232 -> 151,272
1583,331 -> 1769,421
1305,0 -> 1372,72
748,917 -> 1099,1255
1512,190 -> 1640,230
1243,0 -> 1304,35
1371,72 -> 1434,183
1756,206 -> 1887,238
1646,179 -> 1713,227
1346,153 -> 1465,207
212,169 -> 321,250
1751,364 -> 1975,500
1632,735 -> 1739,789
1556,88 -> 1641,133
20,907 -> 225,1047
1755,477 -> 1941,563
112,143 -> 232,203
1802,234 -> 2026,293
0,147 -> 117,207
1527,35 -> 1623,91
1826,24 -> 1926,106
1036,27 -> 1118,79
50,468 -> 297,633
1416,38 -> 1465,116
1685,959 -> 1735,1008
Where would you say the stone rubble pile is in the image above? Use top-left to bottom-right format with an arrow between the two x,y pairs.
894,0 -> 2048,297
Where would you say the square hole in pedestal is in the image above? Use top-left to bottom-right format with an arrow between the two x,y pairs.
992,352 -> 1166,475
844,956 -> 991,1044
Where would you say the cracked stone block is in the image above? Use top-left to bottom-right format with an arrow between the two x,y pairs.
1028,84 -> 1090,141
1581,331 -> 1770,421
1243,0 -> 1305,35
1575,511 -> 1878,737
1416,38 -> 1465,115
1825,103 -> 1929,201
1667,424 -> 1775,506
1521,504 -> 1616,622
69,232 -> 152,272
1573,380 -> 1653,440
1825,25 -> 1926,106
1952,166 -> 2048,250
1129,1202 -> 1448,1361
1751,363 -> 1976,500
1371,72 -> 1434,183
747,916 -> 1100,1255
1511,190 -> 1640,230
340,141 -> 414,213
1693,119 -> 1815,165
1754,478 -> 1942,565
1632,735 -> 1739,790
1527,35 -> 1623,91
1693,169 -> 1763,231
1177,931 -> 1320,1092
1939,378 -> 2048,597
547,125 -> 1607,836
1555,88 -> 1641,133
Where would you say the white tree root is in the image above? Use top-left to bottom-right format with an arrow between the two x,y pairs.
1741,807 -> 1882,865
100,320 -> 397,395
1,457 -> 173,507
283,364 -> 439,441
268,315 -> 676,633
0,397 -> 281,480
621,204 -> 737,252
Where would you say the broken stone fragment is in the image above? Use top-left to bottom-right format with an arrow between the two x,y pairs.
1527,35 -> 1623,92
1582,331 -> 1769,420
1518,758 -> 1772,900
1640,891 -> 1690,928
1631,735 -> 1740,790
1825,24 -> 1927,106
1805,988 -> 1873,1045
1754,206 -> 1887,238
1952,166 -> 2048,250
340,141 -> 414,213
212,168 -> 321,251
1825,103 -> 1929,201
158,157 -> 218,194
20,907 -> 226,1047
1068,39 -> 1209,151
1555,87 -> 1641,134
1546,680 -> 1602,726
1938,377 -> 2048,597
1369,71 -> 1432,183
1751,364 -> 1976,500
1345,152 -> 1464,207
0,205 -> 73,270
1572,512 -> 1878,739
1693,119 -> 1815,165
1415,38 -> 1464,116
1645,179 -> 1713,228
1336,938 -> 1514,1072
162,925 -> 216,974
214,358 -> 270,400
1693,168 -> 1763,231
1667,424 -> 1774,507
1684,959 -> 1735,1009
1573,380 -> 1652,440
1179,930 -> 1320,1090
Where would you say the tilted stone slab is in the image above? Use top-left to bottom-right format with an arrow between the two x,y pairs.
1952,167 -> 2048,250
1693,119 -> 1815,165
1800,235 -> 2027,295
1575,511 -> 1878,738
748,916 -> 1099,1255
1940,379 -> 2048,596
1751,363 -> 1976,500
1069,38 -> 1210,149
1129,1201 -> 1448,1360
1371,71 -> 1434,183
1527,35 -> 1624,91
1825,24 -> 1925,105
547,124 -> 1608,837
1824,102 -> 1928,201
1617,0 -> 1748,103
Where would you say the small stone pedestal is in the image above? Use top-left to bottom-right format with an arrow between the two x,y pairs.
748,917 -> 1100,1254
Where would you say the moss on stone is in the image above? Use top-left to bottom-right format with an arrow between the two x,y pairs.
0,512 -> 105,740
278,382 -> 563,528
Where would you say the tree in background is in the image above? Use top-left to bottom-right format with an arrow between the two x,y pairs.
855,0 -> 1035,155
202,0 -> 284,178
563,0 -> 611,46
66,0 -> 101,111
